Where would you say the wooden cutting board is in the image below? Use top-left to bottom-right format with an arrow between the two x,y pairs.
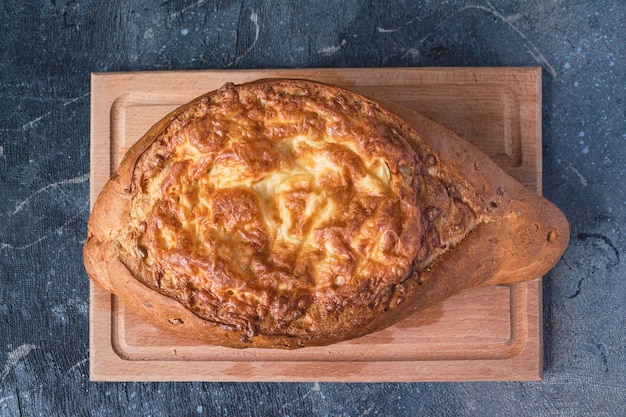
89,67 -> 543,382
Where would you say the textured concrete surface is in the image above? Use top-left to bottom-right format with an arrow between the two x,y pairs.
1,1 -> 625,415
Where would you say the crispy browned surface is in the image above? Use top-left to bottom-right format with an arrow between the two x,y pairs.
83,79 -> 569,348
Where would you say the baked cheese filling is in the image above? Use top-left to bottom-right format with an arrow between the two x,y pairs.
118,82 -> 481,337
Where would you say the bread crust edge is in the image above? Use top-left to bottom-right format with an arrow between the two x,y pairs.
83,80 -> 570,349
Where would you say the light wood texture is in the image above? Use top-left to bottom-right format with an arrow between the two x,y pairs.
90,67 -> 543,382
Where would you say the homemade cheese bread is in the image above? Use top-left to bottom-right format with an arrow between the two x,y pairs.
83,79 -> 569,348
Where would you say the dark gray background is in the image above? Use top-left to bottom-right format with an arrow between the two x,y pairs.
1,1 -> 625,416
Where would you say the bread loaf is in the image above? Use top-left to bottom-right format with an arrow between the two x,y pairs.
83,79 -> 569,348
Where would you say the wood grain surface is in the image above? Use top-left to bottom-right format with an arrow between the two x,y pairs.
89,67 -> 543,382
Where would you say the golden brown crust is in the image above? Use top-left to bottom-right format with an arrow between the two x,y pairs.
84,79 -> 569,348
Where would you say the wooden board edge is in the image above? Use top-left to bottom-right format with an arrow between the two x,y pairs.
88,67 -> 543,382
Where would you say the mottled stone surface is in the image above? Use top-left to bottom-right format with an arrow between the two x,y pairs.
1,1 -> 625,415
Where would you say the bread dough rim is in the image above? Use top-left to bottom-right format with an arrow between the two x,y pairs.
83,79 -> 570,349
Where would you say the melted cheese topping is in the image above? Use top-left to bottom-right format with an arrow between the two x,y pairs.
120,81 -> 480,337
